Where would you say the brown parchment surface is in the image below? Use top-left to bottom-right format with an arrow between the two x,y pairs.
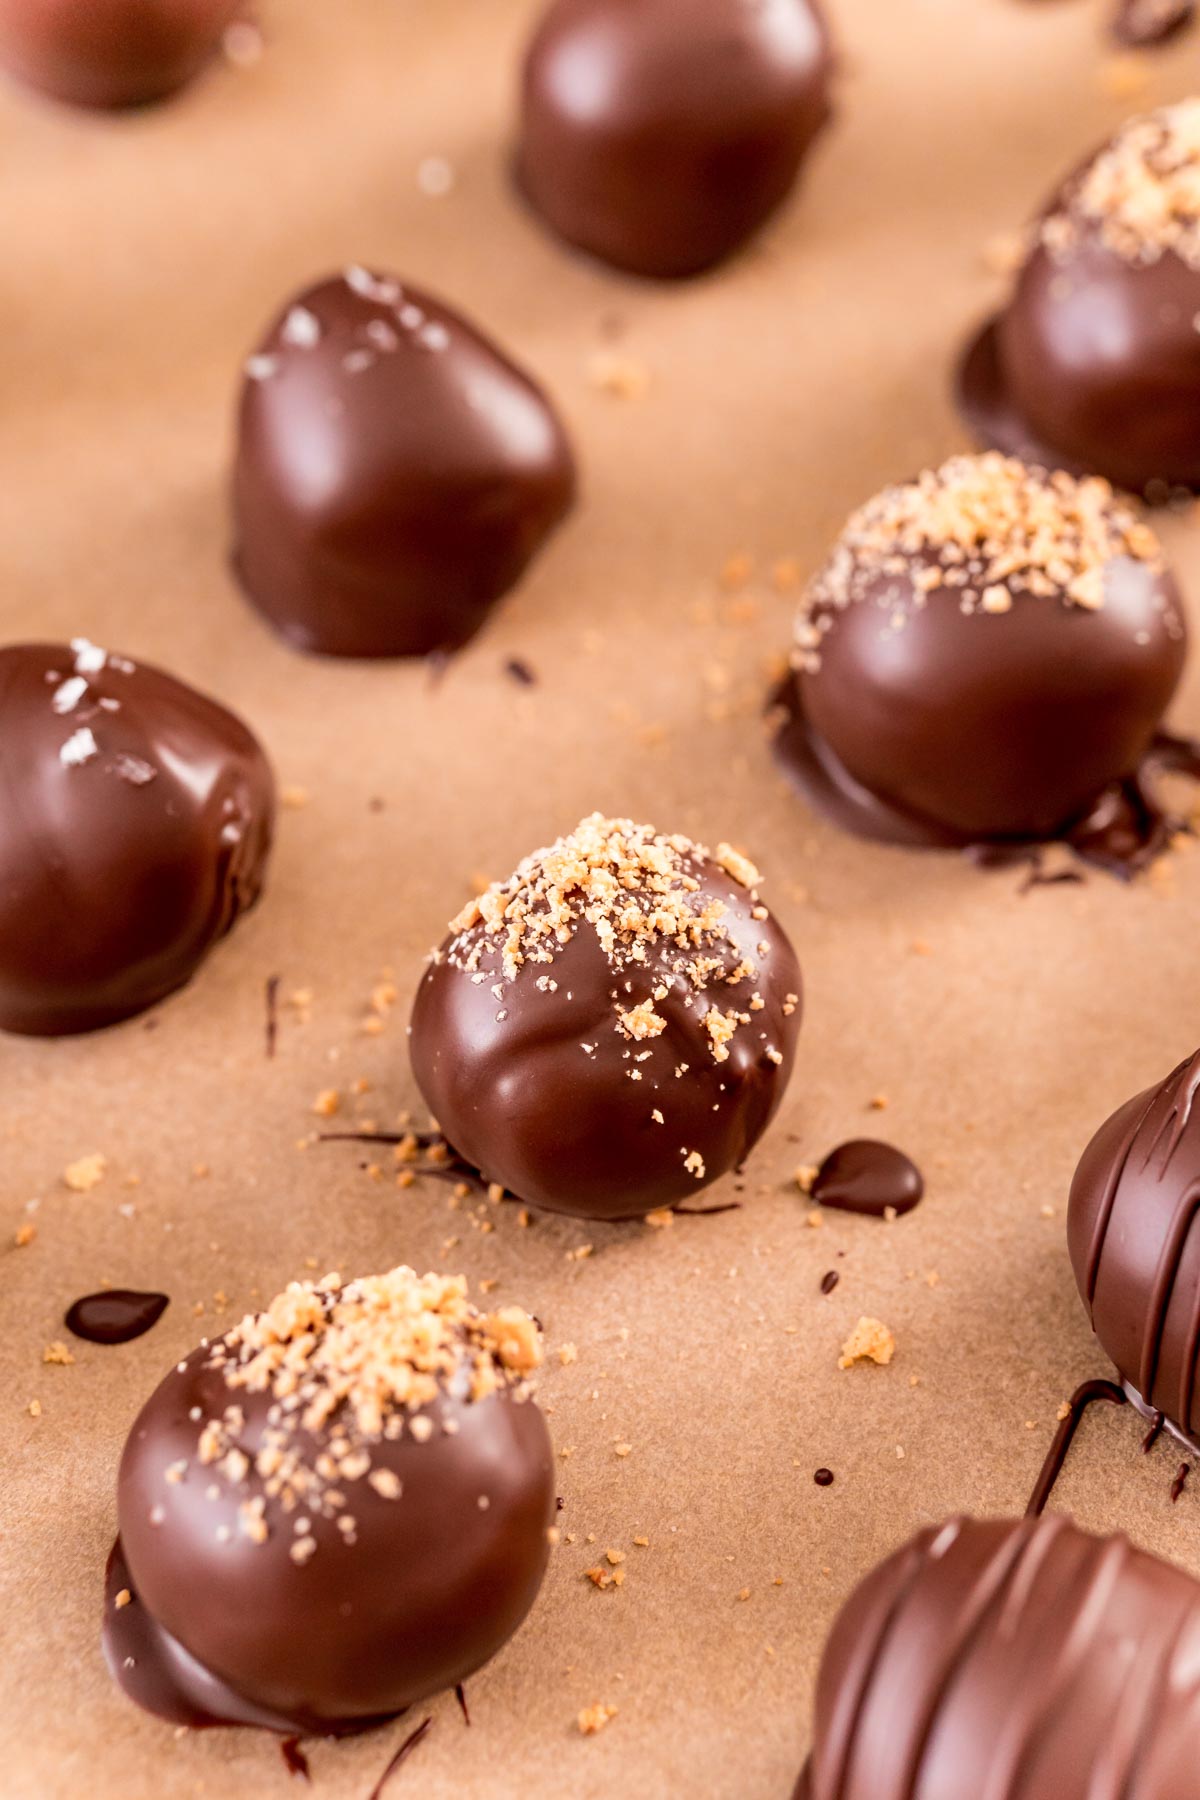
3,3 -> 1200,1796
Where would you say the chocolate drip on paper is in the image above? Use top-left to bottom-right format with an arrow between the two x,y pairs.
1026,1379 -> 1127,1517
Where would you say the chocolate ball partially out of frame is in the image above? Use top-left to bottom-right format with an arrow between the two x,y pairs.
959,100 -> 1200,494
515,0 -> 833,279
0,0 -> 241,109
410,815 -> 802,1220
109,1268 -> 555,1733
799,1513 -> 1200,1799
1068,1046 -> 1200,1441
781,454 -> 1186,847
0,640 -> 273,1037
232,270 -> 577,660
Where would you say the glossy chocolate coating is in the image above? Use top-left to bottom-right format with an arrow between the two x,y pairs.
1068,1047 -> 1200,1440
111,1340 -> 554,1732
0,0 -> 240,109
801,1513 -> 1200,1800
410,826 -> 802,1220
232,271 -> 576,659
515,0 -> 832,279
0,642 -> 273,1037
959,119 -> 1200,493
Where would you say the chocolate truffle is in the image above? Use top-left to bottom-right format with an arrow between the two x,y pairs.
410,814 -> 802,1220
0,640 -> 273,1037
0,0 -> 240,109
515,0 -> 833,279
799,1512 -> 1200,1799
106,1267 -> 555,1734
232,270 -> 576,659
1068,1046 -> 1200,1443
959,101 -> 1200,494
773,454 -> 1188,864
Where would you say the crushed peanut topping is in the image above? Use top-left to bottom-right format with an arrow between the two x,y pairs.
1042,100 -> 1200,269
795,454 -> 1167,672
63,1152 -> 107,1193
441,815 -> 778,1065
838,1317 -> 896,1370
186,1267 -> 540,1558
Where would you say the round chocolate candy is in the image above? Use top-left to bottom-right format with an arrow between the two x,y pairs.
0,0 -> 240,109
799,1513 -> 1200,1799
106,1268 -> 555,1734
1069,1046 -> 1200,1441
773,453 -> 1188,862
514,0 -> 833,279
0,641 -> 273,1037
959,100 -> 1200,494
232,269 -> 576,659
410,814 -> 802,1221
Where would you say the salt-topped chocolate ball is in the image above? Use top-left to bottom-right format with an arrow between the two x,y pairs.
1069,1047 -> 1200,1441
774,454 -> 1187,863
798,1513 -> 1200,1799
106,1267 -> 554,1734
232,270 -> 576,659
410,815 -> 802,1220
0,641 -> 273,1037
0,0 -> 240,109
515,0 -> 833,279
959,100 -> 1200,494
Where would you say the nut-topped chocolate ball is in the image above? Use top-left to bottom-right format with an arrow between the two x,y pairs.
105,1267 -> 555,1734
1069,1047 -> 1200,1442
410,815 -> 802,1220
515,0 -> 833,279
0,641 -> 273,1037
0,0 -> 240,109
773,454 -> 1188,868
959,101 -> 1200,494
232,270 -> 577,660
798,1513 -> 1200,1799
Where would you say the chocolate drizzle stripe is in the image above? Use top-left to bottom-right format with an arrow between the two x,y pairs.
368,1715 -> 433,1800
1083,1083 -> 1161,1307
1026,1379 -> 1126,1518
1139,1177 -> 1200,1408
1145,1050 -> 1200,1176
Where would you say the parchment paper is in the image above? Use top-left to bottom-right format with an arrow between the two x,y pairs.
3,3 -> 1200,1795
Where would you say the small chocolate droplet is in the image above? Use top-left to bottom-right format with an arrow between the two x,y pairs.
65,1290 -> 169,1345
811,1140 -> 924,1219
820,1270 -> 839,1295
814,1468 -> 834,1488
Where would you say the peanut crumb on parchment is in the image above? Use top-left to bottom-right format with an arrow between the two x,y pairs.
578,1703 -> 618,1736
63,1153 -> 106,1192
838,1318 -> 896,1370
14,1223 -> 36,1247
43,1341 -> 75,1366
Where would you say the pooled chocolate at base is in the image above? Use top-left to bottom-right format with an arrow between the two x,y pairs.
66,1290 -> 168,1346
773,670 -> 1200,878
810,1141 -> 923,1218
1112,0 -> 1194,53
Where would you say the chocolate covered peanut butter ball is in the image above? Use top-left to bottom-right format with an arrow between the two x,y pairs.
0,640 -> 273,1036
774,453 -> 1188,869
0,0 -> 240,108
232,270 -> 576,659
410,815 -> 802,1220
515,0 -> 833,278
106,1267 -> 555,1733
959,100 -> 1200,494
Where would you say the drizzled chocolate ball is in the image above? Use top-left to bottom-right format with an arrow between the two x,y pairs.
0,0 -> 240,109
106,1267 -> 555,1734
232,269 -> 576,659
959,101 -> 1200,494
0,641 -> 273,1036
774,454 -> 1187,863
1069,1047 -> 1200,1442
515,0 -> 833,279
799,1513 -> 1200,1799
410,815 -> 802,1220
